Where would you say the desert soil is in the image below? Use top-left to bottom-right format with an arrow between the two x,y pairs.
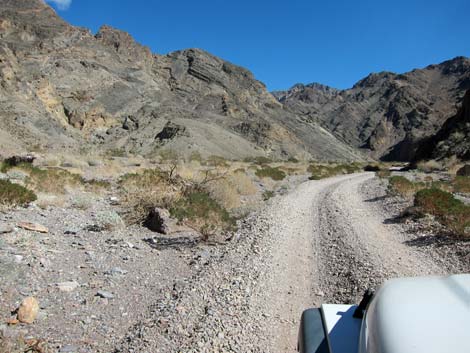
1,173 -> 468,353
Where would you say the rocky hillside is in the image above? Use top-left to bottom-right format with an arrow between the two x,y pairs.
0,0 -> 362,161
275,57 -> 470,161
415,89 -> 470,161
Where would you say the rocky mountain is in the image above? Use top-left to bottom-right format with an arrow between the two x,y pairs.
275,57 -> 470,161
415,89 -> 470,161
0,0 -> 363,161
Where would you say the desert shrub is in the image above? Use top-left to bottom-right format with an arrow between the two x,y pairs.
417,160 -> 443,173
255,166 -> 286,181
262,190 -> 275,200
189,151 -> 203,162
244,156 -> 272,165
377,170 -> 391,178
84,178 -> 111,192
107,147 -> 127,157
388,176 -> 424,198
307,163 -> 361,180
94,210 -> 124,230
204,155 -> 229,167
414,188 -> 470,237
0,180 -> 37,206
207,178 -> 241,210
452,176 -> 470,193
170,189 -> 235,238
159,149 -> 180,162
70,194 -> 93,210
119,168 -> 180,224
1,163 -> 83,194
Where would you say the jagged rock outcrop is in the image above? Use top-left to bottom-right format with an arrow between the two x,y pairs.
415,90 -> 470,161
275,58 -> 470,161
0,0 -> 363,161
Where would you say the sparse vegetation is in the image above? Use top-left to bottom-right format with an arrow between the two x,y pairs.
307,163 -> 362,180
414,188 -> 470,237
387,176 -> 424,198
243,156 -> 272,165
170,189 -> 236,239
2,163 -> 83,194
262,190 -> 275,200
452,176 -> 470,193
377,169 -> 391,178
255,166 -> 286,181
416,159 -> 443,173
0,180 -> 37,206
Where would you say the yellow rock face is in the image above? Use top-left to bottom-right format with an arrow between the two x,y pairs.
17,297 -> 39,324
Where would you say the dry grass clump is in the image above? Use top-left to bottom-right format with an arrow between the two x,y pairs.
206,170 -> 258,210
255,166 -> 286,181
416,159 -> 443,173
0,180 -> 37,207
118,169 -> 181,224
387,176 -> 424,198
119,168 -> 235,238
452,176 -> 470,193
377,169 -> 391,178
243,156 -> 272,165
414,188 -> 470,237
1,163 -> 83,194
308,163 -> 362,180
170,188 -> 236,239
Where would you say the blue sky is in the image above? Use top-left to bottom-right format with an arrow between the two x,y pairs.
47,0 -> 470,91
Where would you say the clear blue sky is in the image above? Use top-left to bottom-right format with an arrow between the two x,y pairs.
47,0 -> 470,91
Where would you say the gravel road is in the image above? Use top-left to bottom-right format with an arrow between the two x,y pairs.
118,172 -> 449,352
2,173 -> 461,352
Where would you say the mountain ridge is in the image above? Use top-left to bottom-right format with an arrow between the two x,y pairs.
0,0 -> 363,161
274,56 -> 470,161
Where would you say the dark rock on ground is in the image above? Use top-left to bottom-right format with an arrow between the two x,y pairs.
144,207 -> 179,234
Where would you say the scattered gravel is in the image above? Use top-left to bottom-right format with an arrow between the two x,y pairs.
1,172 -> 468,352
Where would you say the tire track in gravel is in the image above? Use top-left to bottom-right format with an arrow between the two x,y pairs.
314,173 -> 445,304
115,173 -> 446,353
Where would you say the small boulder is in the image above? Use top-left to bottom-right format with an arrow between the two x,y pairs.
17,297 -> 39,324
17,222 -> 48,233
143,207 -> 186,234
144,207 -> 171,234
457,165 -> 470,177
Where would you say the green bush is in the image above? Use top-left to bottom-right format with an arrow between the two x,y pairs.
0,180 -> 37,206
255,166 -> 286,181
414,188 -> 470,237
452,176 -> 470,193
388,176 -> 424,198
307,163 -> 361,180
170,190 -> 235,238
262,190 -> 275,200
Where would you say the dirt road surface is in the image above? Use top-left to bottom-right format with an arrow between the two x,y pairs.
118,172 -> 448,352
1,173 -> 455,352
